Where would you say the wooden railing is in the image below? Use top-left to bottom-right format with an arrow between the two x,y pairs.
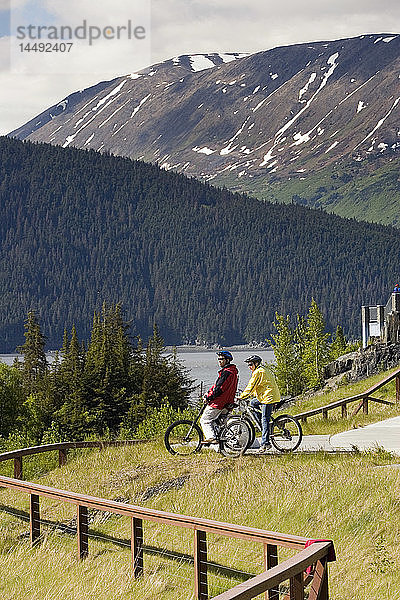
296,367 -> 400,423
0,441 -> 336,599
0,439 -> 144,480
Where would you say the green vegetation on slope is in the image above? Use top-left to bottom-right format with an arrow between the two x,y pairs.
213,156 -> 400,227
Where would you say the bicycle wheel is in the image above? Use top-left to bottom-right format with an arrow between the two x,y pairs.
270,414 -> 303,452
227,416 -> 256,448
219,419 -> 252,457
164,420 -> 203,455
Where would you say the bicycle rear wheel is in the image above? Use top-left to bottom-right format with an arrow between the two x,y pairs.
219,419 -> 252,457
164,420 -> 203,455
270,414 -> 302,452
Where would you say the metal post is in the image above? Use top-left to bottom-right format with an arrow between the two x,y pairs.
194,529 -> 208,600
77,505 -> 89,559
30,493 -> 41,546
264,543 -> 278,600
131,517 -> 144,578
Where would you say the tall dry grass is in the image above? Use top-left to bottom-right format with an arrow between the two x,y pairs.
0,440 -> 399,598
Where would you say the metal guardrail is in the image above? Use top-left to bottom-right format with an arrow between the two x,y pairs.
0,440 -> 336,599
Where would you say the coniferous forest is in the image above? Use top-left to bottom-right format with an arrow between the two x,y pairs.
1,136 -> 400,352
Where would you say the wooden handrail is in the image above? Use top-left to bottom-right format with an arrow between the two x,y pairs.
0,440 -> 146,480
296,367 -> 400,422
210,542 -> 331,599
0,440 -> 144,461
0,474 -> 309,549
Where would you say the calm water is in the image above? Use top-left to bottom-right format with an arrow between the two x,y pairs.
0,348 -> 275,397
171,349 -> 275,396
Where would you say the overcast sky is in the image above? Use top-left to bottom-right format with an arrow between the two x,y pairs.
0,0 -> 399,134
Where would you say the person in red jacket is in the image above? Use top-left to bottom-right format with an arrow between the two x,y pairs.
200,351 -> 239,443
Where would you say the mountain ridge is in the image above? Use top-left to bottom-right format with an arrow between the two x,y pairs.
9,34 -> 400,219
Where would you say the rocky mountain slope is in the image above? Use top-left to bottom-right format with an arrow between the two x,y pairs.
9,35 -> 400,224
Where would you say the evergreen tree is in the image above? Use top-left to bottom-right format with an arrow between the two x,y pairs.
302,299 -> 331,388
330,325 -> 348,359
83,303 -> 139,435
17,311 -> 48,394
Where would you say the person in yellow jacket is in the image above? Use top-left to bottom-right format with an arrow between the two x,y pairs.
240,355 -> 280,453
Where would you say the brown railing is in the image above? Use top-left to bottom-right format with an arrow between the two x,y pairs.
296,367 -> 400,423
0,441 -> 336,599
0,439 -> 144,480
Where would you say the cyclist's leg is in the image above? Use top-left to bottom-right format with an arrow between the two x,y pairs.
249,398 -> 262,428
260,403 -> 273,446
200,406 -> 222,441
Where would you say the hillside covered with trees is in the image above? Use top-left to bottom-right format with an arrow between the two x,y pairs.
0,136 -> 399,351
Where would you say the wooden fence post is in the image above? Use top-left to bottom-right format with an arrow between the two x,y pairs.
322,409 -> 328,420
194,529 -> 208,600
131,517 -> 144,578
362,397 -> 368,414
14,456 -> 23,479
59,448 -> 68,467
396,375 -> 400,404
341,404 -> 347,418
30,493 -> 40,546
308,558 -> 328,600
290,572 -> 304,599
77,505 -> 89,559
264,543 -> 279,600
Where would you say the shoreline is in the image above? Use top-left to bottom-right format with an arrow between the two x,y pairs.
164,344 -> 273,353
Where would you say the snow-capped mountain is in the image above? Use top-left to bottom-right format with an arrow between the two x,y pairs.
9,35 -> 400,196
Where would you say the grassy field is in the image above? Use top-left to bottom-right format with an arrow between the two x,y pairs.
0,433 -> 399,599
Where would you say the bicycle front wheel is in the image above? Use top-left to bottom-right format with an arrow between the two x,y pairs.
164,420 -> 203,455
219,419 -> 252,457
270,414 -> 303,452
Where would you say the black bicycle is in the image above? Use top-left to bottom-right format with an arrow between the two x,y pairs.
164,403 -> 252,458
231,397 -> 303,452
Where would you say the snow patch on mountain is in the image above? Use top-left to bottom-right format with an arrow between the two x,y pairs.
190,55 -> 216,72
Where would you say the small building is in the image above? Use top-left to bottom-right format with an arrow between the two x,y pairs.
362,291 -> 400,348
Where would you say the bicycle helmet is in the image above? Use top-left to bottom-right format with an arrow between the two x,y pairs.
244,354 -> 262,365
216,351 -> 233,362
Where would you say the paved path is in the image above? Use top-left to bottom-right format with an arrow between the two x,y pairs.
246,417 -> 400,456
247,434 -> 337,454
330,416 -> 400,456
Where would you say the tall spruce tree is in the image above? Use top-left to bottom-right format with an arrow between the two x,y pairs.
83,303 -> 138,435
17,310 -> 48,394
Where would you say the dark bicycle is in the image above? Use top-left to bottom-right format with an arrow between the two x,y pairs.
164,402 -> 252,458
231,396 -> 303,452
